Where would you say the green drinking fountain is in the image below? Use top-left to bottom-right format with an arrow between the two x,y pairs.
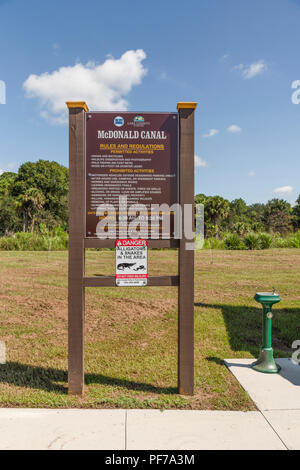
252,289 -> 281,374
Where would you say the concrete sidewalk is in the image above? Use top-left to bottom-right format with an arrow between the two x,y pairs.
1,358 -> 299,450
0,408 -> 286,450
225,358 -> 300,451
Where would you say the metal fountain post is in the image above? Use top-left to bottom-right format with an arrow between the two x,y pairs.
252,289 -> 281,374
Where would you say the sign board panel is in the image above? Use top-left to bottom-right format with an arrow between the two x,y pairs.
85,112 -> 178,238
116,239 -> 147,286
67,101 -> 196,397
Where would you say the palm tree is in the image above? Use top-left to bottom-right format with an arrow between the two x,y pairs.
205,196 -> 230,237
25,188 -> 45,232
15,188 -> 45,232
14,194 -> 28,232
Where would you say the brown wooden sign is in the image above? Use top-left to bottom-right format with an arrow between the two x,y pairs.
67,100 -> 197,397
85,112 -> 178,238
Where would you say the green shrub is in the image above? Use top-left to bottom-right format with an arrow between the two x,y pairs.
285,230 -> 300,248
0,236 -> 19,250
272,235 -> 287,248
257,232 -> 273,249
0,226 -> 68,251
224,233 -> 245,250
40,224 -> 68,250
244,233 -> 261,250
0,232 -> 44,250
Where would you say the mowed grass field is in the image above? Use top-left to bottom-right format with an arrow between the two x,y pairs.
0,248 -> 299,410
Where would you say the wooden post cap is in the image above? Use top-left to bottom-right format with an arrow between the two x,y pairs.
66,101 -> 89,112
177,102 -> 198,110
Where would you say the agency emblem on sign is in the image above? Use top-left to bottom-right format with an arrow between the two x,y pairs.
113,116 -> 124,127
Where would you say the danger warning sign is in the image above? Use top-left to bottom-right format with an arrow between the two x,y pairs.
116,239 -> 147,287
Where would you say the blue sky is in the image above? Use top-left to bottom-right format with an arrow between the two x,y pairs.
0,0 -> 300,204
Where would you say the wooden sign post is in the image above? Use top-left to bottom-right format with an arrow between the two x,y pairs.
177,102 -> 197,395
67,101 -> 197,396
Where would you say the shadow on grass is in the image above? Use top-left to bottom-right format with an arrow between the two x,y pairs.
195,302 -> 300,358
0,362 -> 177,395
206,356 -> 224,366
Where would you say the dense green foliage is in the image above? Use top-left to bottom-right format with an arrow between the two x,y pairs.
0,159 -> 300,250
0,229 -> 299,252
195,193 -> 300,238
0,160 -> 68,235
204,231 -> 300,250
0,225 -> 68,251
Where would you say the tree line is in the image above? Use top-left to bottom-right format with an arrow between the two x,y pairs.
0,159 -> 299,239
195,193 -> 300,238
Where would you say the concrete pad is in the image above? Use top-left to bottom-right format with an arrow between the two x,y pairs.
264,410 -> 300,450
126,410 -> 285,450
225,358 -> 300,411
0,409 -> 125,450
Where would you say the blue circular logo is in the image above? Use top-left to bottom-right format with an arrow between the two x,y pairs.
114,116 -> 124,127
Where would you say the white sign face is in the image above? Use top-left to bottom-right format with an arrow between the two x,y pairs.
116,239 -> 147,287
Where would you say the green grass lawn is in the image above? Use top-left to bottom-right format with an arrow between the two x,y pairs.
0,248 -> 299,410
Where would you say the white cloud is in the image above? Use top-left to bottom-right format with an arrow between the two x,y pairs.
202,128 -> 219,138
0,162 -> 18,174
232,64 -> 244,71
243,60 -> 267,79
233,60 -> 267,79
195,155 -> 208,168
248,170 -> 255,177
227,124 -> 242,134
23,49 -> 147,124
273,186 -> 293,195
6,162 -> 17,170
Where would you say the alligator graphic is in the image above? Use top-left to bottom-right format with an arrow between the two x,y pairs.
117,263 -> 136,271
